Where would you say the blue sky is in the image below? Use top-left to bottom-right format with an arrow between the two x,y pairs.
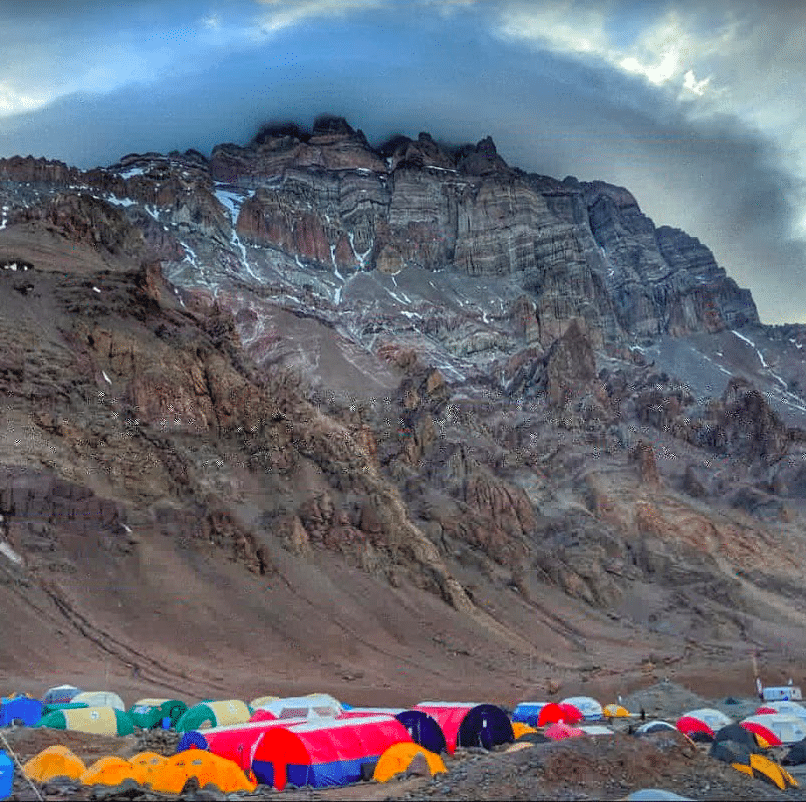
1,0 -> 804,324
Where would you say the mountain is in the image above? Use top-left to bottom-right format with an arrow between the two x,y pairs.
0,116 -> 805,703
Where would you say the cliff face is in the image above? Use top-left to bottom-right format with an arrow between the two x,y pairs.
1,117 -> 805,701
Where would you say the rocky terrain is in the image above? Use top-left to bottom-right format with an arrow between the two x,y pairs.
0,115 -> 805,707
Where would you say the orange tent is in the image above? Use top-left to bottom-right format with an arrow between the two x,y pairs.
23,746 -> 86,782
149,750 -> 257,794
79,757 -> 135,786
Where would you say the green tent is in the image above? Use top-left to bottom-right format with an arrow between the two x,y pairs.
128,698 -> 188,729
175,700 -> 251,732
37,706 -> 135,736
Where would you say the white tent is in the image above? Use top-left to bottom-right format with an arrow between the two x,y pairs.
71,691 -> 125,711
680,708 -> 732,731
765,701 -> 806,721
253,693 -> 341,720
742,714 -> 806,744
560,696 -> 603,721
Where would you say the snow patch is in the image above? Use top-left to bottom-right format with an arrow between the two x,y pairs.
106,195 -> 136,208
92,286 -> 101,293
0,541 -> 22,565
0,205 -> 7,230
118,165 -> 147,179
102,371 -> 112,385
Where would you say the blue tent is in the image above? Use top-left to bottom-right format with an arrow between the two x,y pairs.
512,702 -> 548,727
0,696 -> 43,727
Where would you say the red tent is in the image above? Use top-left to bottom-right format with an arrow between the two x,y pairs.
249,709 -> 278,723
740,721 -> 783,747
413,703 -> 513,755
676,716 -> 715,738
754,707 -> 778,716
177,718 -> 308,769
544,723 -> 584,740
250,714 -> 411,790
537,702 -> 584,727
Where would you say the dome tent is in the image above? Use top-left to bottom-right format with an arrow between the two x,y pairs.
561,696 -> 603,721
249,714 -> 412,790
128,698 -> 187,729
79,756 -> 135,786
175,700 -> 251,732
0,695 -> 43,726
413,703 -> 513,754
149,750 -> 257,795
512,702 -> 548,727
41,685 -> 81,705
23,746 -> 85,782
741,714 -> 806,745
372,742 -> 446,782
250,694 -> 341,721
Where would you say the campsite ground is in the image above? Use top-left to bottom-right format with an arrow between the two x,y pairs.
3,683 -> 805,801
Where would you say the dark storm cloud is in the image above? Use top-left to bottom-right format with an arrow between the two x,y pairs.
0,2 -> 803,323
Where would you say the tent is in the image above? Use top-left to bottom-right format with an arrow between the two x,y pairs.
177,718 -> 310,768
372,743 -> 446,782
679,708 -> 732,731
23,746 -> 86,782
603,704 -> 630,718
79,756 -> 135,786
175,700 -> 251,732
512,722 -> 537,739
579,725 -> 614,736
627,791 -> 693,801
71,692 -> 125,711
763,701 -> 806,721
129,752 -> 168,785
512,702 -> 548,727
783,738 -> 806,766
249,714 -> 412,790
635,720 -> 676,736
249,694 -> 341,722
414,703 -> 513,754
339,708 -> 447,755
128,699 -> 187,729
149,750 -> 257,795
537,702 -> 584,727
740,719 -> 782,747
713,723 -> 760,751
41,685 -> 81,705
741,714 -> 806,745
0,695 -> 43,726
250,695 -> 280,710
755,706 -> 778,715
732,753 -> 798,790
710,739 -> 753,767
561,696 -> 603,721
544,723 -> 584,740
675,716 -> 714,738
37,706 -> 134,736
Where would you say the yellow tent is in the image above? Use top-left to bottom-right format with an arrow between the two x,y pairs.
373,743 -> 447,783
249,695 -> 280,709
149,750 -> 257,794
603,704 -> 630,718
512,722 -> 537,739
129,751 -> 168,786
23,746 -> 86,782
80,756 -> 136,786
732,754 -> 799,790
